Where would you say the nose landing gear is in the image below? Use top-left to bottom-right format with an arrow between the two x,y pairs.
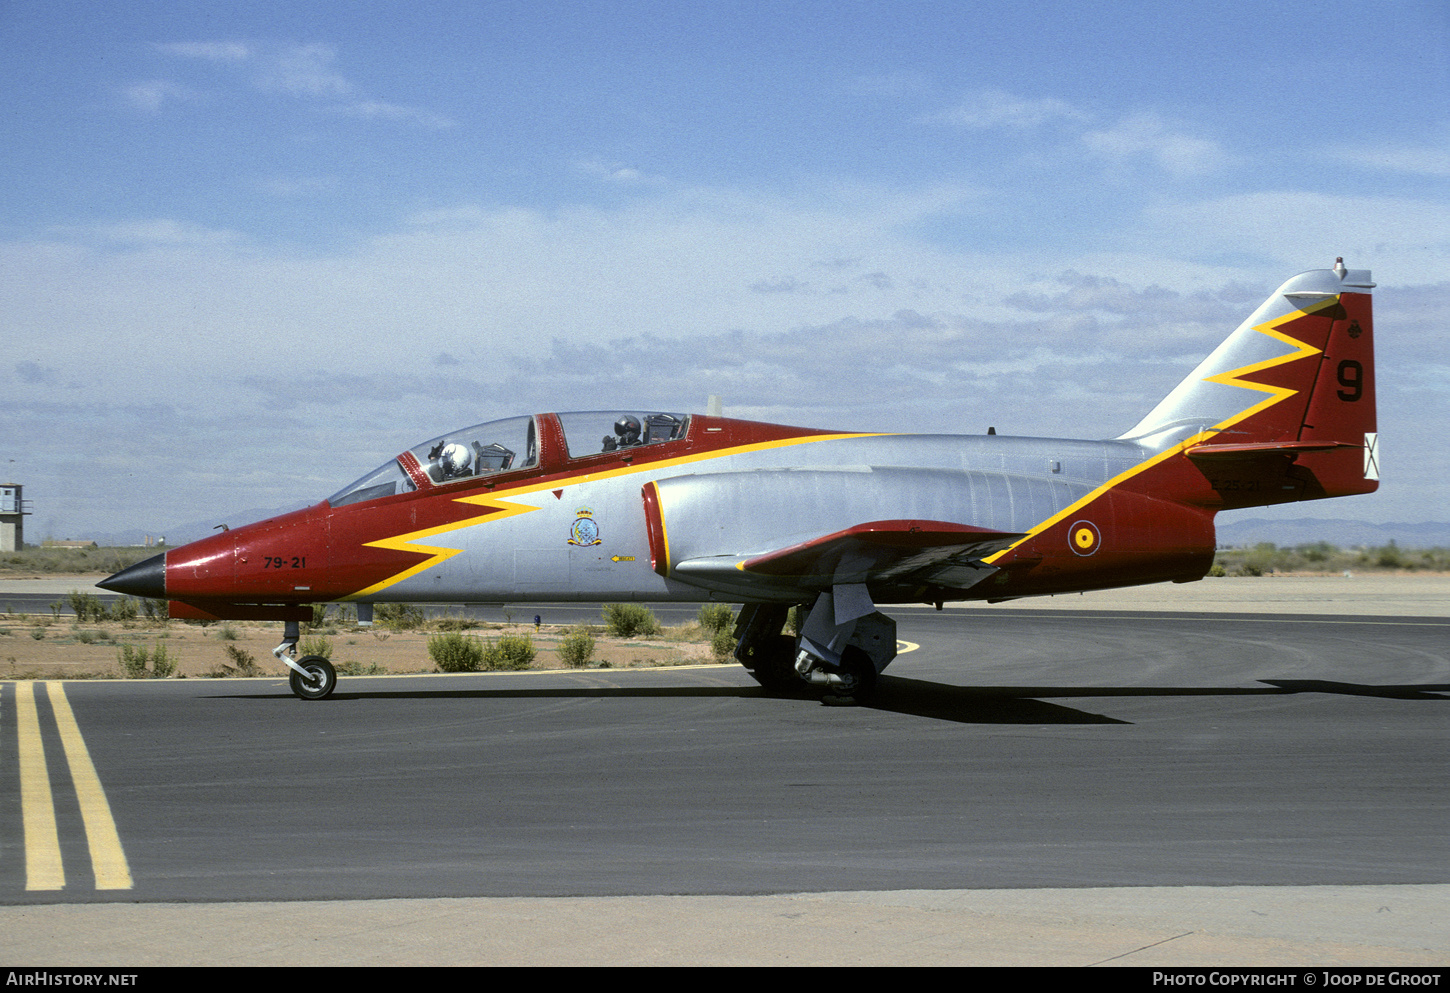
274,619 -> 338,700
288,655 -> 337,700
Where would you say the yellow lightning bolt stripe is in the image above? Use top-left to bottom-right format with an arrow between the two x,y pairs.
979,436 -> 1210,566
982,297 -> 1337,565
1199,301 -> 1331,431
543,432 -> 893,489
346,431 -> 891,597
346,494 -> 542,599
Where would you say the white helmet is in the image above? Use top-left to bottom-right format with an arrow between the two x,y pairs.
438,442 -> 472,477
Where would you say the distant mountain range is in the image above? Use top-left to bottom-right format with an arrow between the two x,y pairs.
1215,518 -> 1450,549
77,511 -> 1450,553
79,504 -> 309,550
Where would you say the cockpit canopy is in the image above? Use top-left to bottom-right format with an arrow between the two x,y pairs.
327,411 -> 689,508
555,410 -> 687,457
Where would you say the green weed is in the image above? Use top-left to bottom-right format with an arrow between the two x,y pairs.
376,603 -> 425,630
697,603 -> 734,634
603,603 -> 661,638
558,626 -> 595,668
300,635 -> 333,658
428,632 -> 485,672
118,642 -> 176,679
208,644 -> 262,678
485,634 -> 535,670
428,631 -> 536,672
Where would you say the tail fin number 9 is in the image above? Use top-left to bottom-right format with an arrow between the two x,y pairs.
1337,360 -> 1363,402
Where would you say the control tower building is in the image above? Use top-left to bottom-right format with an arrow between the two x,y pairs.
1,484 -> 31,552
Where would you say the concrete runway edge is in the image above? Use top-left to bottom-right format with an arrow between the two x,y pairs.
2,884 -> 1445,966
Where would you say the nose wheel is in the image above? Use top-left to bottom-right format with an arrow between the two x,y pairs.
288,655 -> 337,700
273,620 -> 338,700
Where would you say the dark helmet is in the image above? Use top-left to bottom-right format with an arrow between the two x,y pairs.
614,415 -> 641,443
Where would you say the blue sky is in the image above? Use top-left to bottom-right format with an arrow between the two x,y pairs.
2,0 -> 1447,541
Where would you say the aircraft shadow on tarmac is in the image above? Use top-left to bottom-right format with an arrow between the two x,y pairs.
868,676 -> 1449,723
214,673 -> 1449,725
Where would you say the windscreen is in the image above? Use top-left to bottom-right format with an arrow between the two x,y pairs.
328,415 -> 539,507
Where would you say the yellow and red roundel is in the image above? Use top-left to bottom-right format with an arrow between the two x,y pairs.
1069,520 -> 1101,556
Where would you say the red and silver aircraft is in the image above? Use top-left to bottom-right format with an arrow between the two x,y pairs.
102,260 -> 1379,701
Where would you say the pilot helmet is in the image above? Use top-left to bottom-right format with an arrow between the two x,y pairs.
615,415 -> 641,444
438,442 -> 472,477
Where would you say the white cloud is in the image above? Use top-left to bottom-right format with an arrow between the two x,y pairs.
1082,112 -> 1230,177
145,40 -> 450,127
0,183 -> 1080,423
1142,191 -> 1450,284
121,79 -> 199,113
927,89 -> 1086,130
334,100 -> 454,129
405,205 -> 493,227
5,177 -> 1447,532
254,42 -> 351,97
576,160 -> 655,184
154,41 -> 251,62
1330,143 -> 1450,179
1003,271 -> 1240,327
89,219 -> 243,247
925,94 -> 1231,180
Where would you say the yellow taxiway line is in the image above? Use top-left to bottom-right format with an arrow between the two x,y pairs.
15,682 -> 63,890
10,681 -> 131,891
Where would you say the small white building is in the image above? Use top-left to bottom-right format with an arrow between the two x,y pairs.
1,484 -> 30,552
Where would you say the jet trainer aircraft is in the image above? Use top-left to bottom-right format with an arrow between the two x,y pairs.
102,261 -> 1378,701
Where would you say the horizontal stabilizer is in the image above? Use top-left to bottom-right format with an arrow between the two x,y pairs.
1185,440 -> 1358,461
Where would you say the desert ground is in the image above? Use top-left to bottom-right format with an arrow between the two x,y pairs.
0,609 -> 718,681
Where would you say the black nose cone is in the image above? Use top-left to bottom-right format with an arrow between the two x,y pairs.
99,552 -> 167,599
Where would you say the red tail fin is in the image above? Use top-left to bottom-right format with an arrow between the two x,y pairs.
1123,260 -> 1378,508
1297,274 -> 1378,494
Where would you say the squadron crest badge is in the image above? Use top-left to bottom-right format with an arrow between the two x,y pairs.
568,507 -> 602,546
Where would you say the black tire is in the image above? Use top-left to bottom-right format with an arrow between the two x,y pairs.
740,634 -> 801,692
834,646 -> 878,699
289,655 -> 337,700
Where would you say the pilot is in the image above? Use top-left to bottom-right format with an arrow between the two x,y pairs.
614,414 -> 642,447
434,441 -> 474,479
601,414 -> 642,452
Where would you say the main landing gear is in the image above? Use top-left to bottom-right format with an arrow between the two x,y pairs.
732,591 -> 897,704
274,620 -> 337,700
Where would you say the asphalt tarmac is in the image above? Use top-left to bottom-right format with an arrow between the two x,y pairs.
0,576 -> 1445,966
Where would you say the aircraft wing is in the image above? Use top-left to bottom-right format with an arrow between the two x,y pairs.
643,469 -> 1028,600
667,518 -> 1022,600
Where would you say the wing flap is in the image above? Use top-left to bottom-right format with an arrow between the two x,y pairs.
743,519 -> 1021,578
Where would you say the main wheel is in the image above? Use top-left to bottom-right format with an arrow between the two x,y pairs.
289,655 -> 337,700
829,646 -> 878,701
739,634 -> 801,692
